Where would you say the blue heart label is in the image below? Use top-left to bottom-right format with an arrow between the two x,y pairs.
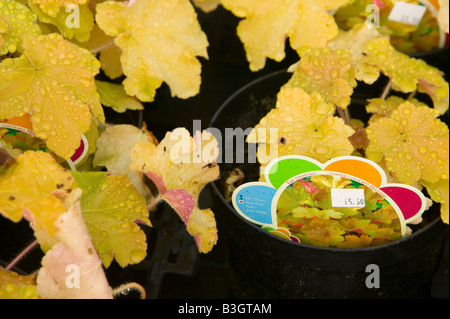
232,182 -> 277,226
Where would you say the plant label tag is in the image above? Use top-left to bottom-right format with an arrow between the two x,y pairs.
388,1 -> 427,26
331,188 -> 365,207
232,156 -> 428,246
232,182 -> 277,226
0,114 -> 88,170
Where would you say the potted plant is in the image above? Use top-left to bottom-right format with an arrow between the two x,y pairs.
333,0 -> 448,55
0,0 -> 220,298
207,0 -> 449,298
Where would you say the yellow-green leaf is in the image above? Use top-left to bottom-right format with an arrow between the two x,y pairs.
285,47 -> 356,108
0,268 -> 38,299
30,0 -> 88,18
0,151 -> 75,250
247,87 -> 355,166
36,188 -> 113,299
365,37 -> 449,115
28,0 -> 94,42
221,0 -> 350,71
96,81 -> 143,113
96,0 -> 209,101
0,0 -> 41,55
129,128 -> 220,253
366,102 -> 449,186
327,23 -> 383,84
71,171 -> 151,268
0,33 -> 104,159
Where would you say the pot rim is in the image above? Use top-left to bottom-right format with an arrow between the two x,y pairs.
209,69 -> 445,253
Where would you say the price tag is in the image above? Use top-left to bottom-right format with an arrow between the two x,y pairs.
331,188 -> 365,208
388,1 -> 427,26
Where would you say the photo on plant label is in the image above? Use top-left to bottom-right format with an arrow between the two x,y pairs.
275,173 -> 404,248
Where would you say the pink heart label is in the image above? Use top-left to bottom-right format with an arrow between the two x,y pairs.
380,185 -> 425,223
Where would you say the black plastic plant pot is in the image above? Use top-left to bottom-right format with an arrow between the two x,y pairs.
209,70 -> 447,299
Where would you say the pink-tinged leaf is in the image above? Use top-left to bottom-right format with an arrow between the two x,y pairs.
299,179 -> 319,194
130,128 -> 220,253
162,189 -> 195,225
144,171 -> 168,194
36,189 -> 113,299
187,207 -> 218,253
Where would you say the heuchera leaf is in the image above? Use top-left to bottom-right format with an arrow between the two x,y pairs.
419,177 -> 449,224
276,174 -> 404,248
31,0 -> 88,18
187,207 -> 218,254
299,219 -> 345,247
366,101 -> 449,186
327,23 -> 384,84
247,87 -> 355,166
95,81 -> 144,113
366,96 -> 427,119
0,33 -> 104,159
0,268 -> 38,299
71,171 -> 151,268
95,0 -> 209,101
365,37 -> 449,115
277,183 -> 316,215
130,128 -> 220,253
285,47 -> 356,108
221,0 -> 350,71
28,0 -> 94,42
192,0 -> 220,13
36,188 -> 113,299
83,24 -> 123,79
93,124 -> 152,199
0,0 -> 41,55
0,151 -> 75,251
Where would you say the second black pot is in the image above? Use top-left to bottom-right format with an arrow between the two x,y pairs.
209,70 -> 447,299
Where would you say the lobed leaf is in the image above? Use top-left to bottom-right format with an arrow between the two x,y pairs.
0,151 -> 75,251
95,0 -> 209,102
192,0 -> 220,13
327,23 -> 383,84
366,102 -> 449,186
247,87 -> 355,166
31,0 -> 88,18
366,96 -> 427,119
93,124 -> 151,198
421,178 -> 449,225
95,81 -> 144,113
221,0 -> 350,71
365,37 -> 449,115
71,171 -> 151,268
130,128 -> 220,253
0,268 -> 38,299
285,47 -> 357,108
28,0 -> 94,42
36,188 -> 113,299
0,33 -> 104,159
0,0 -> 41,55
83,24 -> 123,79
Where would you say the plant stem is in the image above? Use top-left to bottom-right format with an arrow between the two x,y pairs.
147,194 -> 162,211
407,90 -> 417,100
89,40 -> 115,55
380,79 -> 392,99
337,107 -> 351,125
5,240 -> 38,271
